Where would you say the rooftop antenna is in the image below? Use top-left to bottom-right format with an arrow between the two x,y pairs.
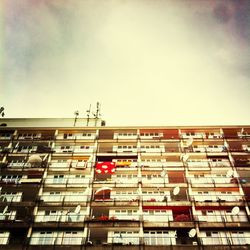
0,107 -> 5,117
86,104 -> 91,127
93,102 -> 101,126
74,111 -> 79,127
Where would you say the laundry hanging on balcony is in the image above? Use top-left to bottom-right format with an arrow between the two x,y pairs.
95,162 -> 116,174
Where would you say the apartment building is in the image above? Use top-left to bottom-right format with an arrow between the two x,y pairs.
0,118 -> 249,249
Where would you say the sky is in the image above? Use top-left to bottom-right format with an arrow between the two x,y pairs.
1,0 -> 250,126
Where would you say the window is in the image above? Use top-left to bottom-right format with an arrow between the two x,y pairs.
204,232 -> 222,245
0,133 -> 11,139
34,231 -> 54,245
144,231 -> 171,245
75,175 -> 85,178
116,159 -> 135,163
141,145 -> 164,151
44,211 -> 59,222
194,174 -> 204,178
143,210 -> 171,222
1,175 -> 22,184
82,133 -> 92,137
113,231 -> 139,245
142,174 -> 161,180
112,190 -> 138,201
114,145 -> 137,152
113,210 -> 139,220
116,132 -> 137,137
41,192 -> 62,202
0,192 -> 22,202
142,190 -> 169,201
19,133 -> 40,139
30,231 -> 84,245
0,232 -> 9,245
114,174 -> 137,182
17,145 -> 34,152
140,132 -> 161,137
70,174 -> 86,184
63,133 -> 74,139
50,160 -> 69,169
231,232 -> 246,245
53,175 -> 65,184
64,191 -> 87,202
0,209 -> 16,221
62,232 -> 82,245
60,146 -> 73,152
198,191 -> 208,194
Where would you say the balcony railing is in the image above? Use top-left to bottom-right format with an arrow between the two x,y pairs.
34,214 -> 86,223
27,235 -> 250,246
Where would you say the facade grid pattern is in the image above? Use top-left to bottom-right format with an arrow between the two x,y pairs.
0,121 -> 250,249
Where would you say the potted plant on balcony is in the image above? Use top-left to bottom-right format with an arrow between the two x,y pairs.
174,214 -> 190,222
99,215 -> 109,221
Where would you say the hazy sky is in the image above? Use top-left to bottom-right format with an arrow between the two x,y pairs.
1,0 -> 250,125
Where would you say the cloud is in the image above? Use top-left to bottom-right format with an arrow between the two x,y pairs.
2,0 -> 250,125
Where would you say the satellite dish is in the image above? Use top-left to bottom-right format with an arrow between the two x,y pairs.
161,170 -> 166,177
231,206 -> 240,215
180,154 -> 189,162
2,206 -> 8,214
187,138 -> 193,147
173,186 -> 180,195
189,228 -> 197,238
183,154 -> 189,162
43,154 -> 49,161
74,205 -> 81,214
170,230 -> 177,237
28,154 -> 42,163
226,169 -> 234,177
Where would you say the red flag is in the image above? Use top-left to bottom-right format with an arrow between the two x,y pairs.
96,162 -> 116,174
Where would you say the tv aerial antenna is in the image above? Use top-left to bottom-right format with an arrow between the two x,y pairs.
0,107 -> 5,117
86,104 -> 92,126
73,110 -> 79,127
93,102 -> 101,126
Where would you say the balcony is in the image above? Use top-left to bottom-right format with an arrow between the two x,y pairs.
113,145 -> 138,154
40,193 -> 89,206
140,129 -> 179,139
140,145 -> 165,154
53,145 -> 95,154
0,133 -> 12,140
57,131 -> 96,140
139,132 -> 164,140
0,192 -> 22,203
29,231 -> 86,245
34,211 -> 88,224
7,162 -> 32,169
180,132 -> 206,139
44,176 -> 91,187
17,133 -> 42,140
113,131 -> 138,140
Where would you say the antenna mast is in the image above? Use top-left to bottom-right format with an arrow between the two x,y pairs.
93,102 -> 101,126
0,107 -> 5,117
73,111 -> 79,127
86,104 -> 91,127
